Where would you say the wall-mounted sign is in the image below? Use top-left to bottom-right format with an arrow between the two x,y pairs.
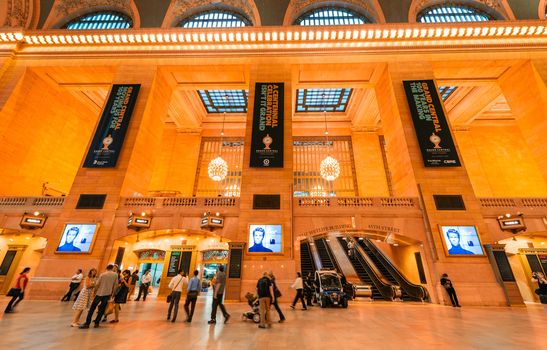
84,84 -> 140,168
167,251 -> 181,277
498,217 -> 526,232
127,215 -> 151,229
200,214 -> 224,229
403,80 -> 461,167
20,213 -> 47,229
250,82 -> 284,168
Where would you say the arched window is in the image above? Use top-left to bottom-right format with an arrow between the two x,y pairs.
179,10 -> 251,28
295,7 -> 369,26
64,11 -> 133,30
418,4 -> 492,23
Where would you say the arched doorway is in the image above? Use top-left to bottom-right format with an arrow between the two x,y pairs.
108,228 -> 230,299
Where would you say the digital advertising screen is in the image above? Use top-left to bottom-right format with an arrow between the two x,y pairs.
56,224 -> 99,253
248,224 -> 282,253
440,225 -> 484,256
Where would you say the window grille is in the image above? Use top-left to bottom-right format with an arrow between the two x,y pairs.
64,12 -> 132,30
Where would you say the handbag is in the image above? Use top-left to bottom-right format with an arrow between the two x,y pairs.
274,287 -> 282,298
104,301 -> 115,315
166,276 -> 182,303
7,288 -> 21,297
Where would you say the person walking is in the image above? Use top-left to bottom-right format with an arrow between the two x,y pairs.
4,267 -> 30,313
127,269 -> 139,301
269,272 -> 285,323
135,269 -> 152,301
256,272 -> 274,329
440,273 -> 461,307
208,265 -> 230,324
111,269 -> 131,323
184,270 -> 201,323
167,270 -> 187,323
290,272 -> 307,310
61,269 -> 83,302
71,268 -> 97,327
79,264 -> 118,329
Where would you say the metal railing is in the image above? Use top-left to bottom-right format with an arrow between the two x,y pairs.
0,196 -> 65,207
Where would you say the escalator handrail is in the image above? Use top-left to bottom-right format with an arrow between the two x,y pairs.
315,238 -> 341,273
338,237 -> 397,301
363,238 -> 429,301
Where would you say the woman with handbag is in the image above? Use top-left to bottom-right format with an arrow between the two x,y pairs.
269,272 -> 285,323
167,270 -> 187,323
111,269 -> 131,323
71,268 -> 98,327
5,267 -> 31,313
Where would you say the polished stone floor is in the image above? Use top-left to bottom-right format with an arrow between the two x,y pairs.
1,296 -> 546,350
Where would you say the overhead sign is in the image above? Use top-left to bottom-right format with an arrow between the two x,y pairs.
84,84 -> 140,168
250,82 -> 284,168
127,215 -> 151,229
403,80 -> 461,167
498,217 -> 526,232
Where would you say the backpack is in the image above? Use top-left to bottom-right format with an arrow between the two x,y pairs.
257,277 -> 271,297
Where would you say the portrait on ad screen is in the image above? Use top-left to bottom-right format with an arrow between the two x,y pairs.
56,224 -> 98,253
248,225 -> 282,253
441,226 -> 484,256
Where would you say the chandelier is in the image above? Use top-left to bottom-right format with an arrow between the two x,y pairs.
208,102 -> 228,182
320,96 -> 340,181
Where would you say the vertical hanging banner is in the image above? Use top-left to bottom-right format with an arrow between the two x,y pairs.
250,82 -> 284,168
83,84 -> 140,168
403,80 -> 461,167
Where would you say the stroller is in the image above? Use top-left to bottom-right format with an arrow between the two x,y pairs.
242,292 -> 261,323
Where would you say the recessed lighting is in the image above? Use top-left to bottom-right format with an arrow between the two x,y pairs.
541,242 -> 545,245
393,243 -> 399,247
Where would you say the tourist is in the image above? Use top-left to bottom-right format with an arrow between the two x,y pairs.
256,272 -> 274,329
531,271 -> 547,304
135,269 -> 152,301
62,269 -> 83,302
208,265 -> 230,324
184,270 -> 201,323
268,272 -> 285,322
79,264 -> 118,329
128,269 -> 139,300
4,267 -> 30,314
71,268 -> 97,327
290,272 -> 307,310
111,269 -> 131,323
347,239 -> 355,257
440,273 -> 461,307
167,270 -> 187,323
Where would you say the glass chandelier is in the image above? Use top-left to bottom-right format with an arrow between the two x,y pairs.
208,106 -> 228,182
319,96 -> 340,181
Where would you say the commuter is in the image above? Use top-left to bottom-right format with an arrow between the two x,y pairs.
208,265 -> 230,324
268,271 -> 285,323
256,272 -> 274,329
440,273 -> 461,307
79,264 -> 118,329
531,271 -> 547,304
61,269 -> 83,302
167,270 -> 187,323
111,269 -> 131,323
127,269 -> 139,300
4,267 -> 30,314
184,270 -> 201,323
304,272 -> 314,306
290,272 -> 307,310
347,240 -> 355,257
71,268 -> 97,327
135,269 -> 152,301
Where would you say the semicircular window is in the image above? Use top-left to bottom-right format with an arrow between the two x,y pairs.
64,11 -> 133,30
295,7 -> 369,26
418,4 -> 492,23
180,10 -> 251,28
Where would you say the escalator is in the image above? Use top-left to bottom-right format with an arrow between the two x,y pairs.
300,241 -> 316,277
337,237 -> 394,300
314,238 -> 339,272
359,238 -> 429,302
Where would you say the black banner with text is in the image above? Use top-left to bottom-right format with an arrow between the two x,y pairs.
250,82 -> 284,168
84,84 -> 140,168
403,80 -> 461,167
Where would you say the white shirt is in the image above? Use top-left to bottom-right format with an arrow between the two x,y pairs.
168,275 -> 188,292
141,273 -> 152,284
71,273 -> 83,284
291,277 -> 303,289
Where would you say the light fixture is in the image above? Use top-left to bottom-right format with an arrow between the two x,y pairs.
208,98 -> 228,182
319,94 -> 340,182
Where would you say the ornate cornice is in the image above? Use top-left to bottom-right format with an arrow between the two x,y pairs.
3,0 -> 31,27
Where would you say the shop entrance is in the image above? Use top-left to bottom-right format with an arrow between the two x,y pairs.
139,263 -> 163,287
